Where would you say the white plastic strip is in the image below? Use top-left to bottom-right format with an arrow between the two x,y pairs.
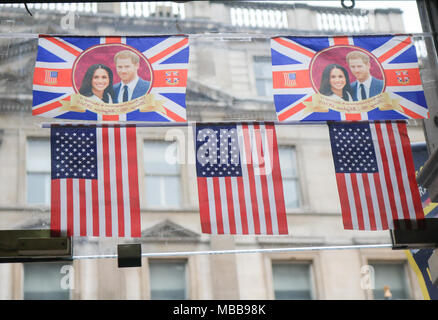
0,32 -> 435,39
72,243 -> 393,260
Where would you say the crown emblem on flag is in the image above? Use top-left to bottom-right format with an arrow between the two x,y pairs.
396,70 -> 410,85
165,71 -> 179,85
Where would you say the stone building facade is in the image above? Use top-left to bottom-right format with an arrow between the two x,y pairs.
0,1 -> 428,300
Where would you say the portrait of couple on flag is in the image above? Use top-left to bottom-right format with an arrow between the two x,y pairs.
77,48 -> 152,105
317,49 -> 384,102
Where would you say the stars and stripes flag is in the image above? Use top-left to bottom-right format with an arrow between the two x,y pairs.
283,72 -> 297,87
328,121 -> 424,230
272,35 -> 428,121
195,122 -> 288,235
33,35 -> 189,122
405,142 -> 438,300
44,70 -> 58,84
50,125 -> 141,237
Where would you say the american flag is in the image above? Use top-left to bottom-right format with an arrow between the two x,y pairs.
50,125 -> 141,237
328,121 -> 424,230
195,122 -> 288,235
44,70 -> 58,84
283,72 -> 296,87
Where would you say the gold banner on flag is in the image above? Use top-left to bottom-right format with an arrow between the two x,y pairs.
60,93 -> 167,115
303,92 -> 402,114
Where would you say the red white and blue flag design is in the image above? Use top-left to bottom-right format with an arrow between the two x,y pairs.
51,125 -> 141,237
328,121 -> 424,230
195,122 -> 288,235
272,35 -> 428,122
33,35 -> 189,122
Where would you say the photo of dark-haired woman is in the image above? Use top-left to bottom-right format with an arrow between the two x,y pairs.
79,64 -> 116,103
319,63 -> 354,102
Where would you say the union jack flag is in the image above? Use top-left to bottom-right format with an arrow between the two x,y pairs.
271,35 -> 428,121
32,35 -> 189,122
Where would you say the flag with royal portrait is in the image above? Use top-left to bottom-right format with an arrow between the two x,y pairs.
33,35 -> 189,122
271,35 -> 428,122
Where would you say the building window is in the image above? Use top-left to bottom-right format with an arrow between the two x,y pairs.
143,140 -> 181,208
253,56 -> 273,97
0,3 -> 98,13
26,138 -> 50,205
370,262 -> 410,300
23,262 -> 71,300
272,262 -> 314,300
278,146 -> 301,208
316,12 -> 369,33
230,7 -> 288,29
121,2 -> 185,18
149,260 -> 187,300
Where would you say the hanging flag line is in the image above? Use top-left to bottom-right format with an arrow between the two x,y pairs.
1,32 -> 436,40
72,243 -> 393,260
40,120 -> 410,128
40,122 -> 325,128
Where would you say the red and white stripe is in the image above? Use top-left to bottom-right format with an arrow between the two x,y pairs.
331,37 -> 368,121
329,36 -> 354,47
33,36 -> 84,119
271,37 -> 315,65
372,36 -> 413,66
142,36 -> 189,122
98,37 -> 128,122
336,121 -> 424,230
51,126 -> 141,237
142,36 -> 189,66
38,36 -> 83,62
197,123 -> 288,235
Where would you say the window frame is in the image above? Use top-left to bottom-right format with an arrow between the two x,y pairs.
278,145 -> 302,210
252,55 -> 274,98
142,138 -> 183,209
360,249 -> 419,300
265,251 -> 322,300
367,260 -> 412,300
274,138 -> 308,213
25,137 -> 51,206
147,258 -> 189,300
21,261 -> 73,300
271,260 -> 316,300
21,131 -> 51,207
239,44 -> 272,101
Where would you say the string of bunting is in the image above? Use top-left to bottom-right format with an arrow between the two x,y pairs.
31,33 -> 429,237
